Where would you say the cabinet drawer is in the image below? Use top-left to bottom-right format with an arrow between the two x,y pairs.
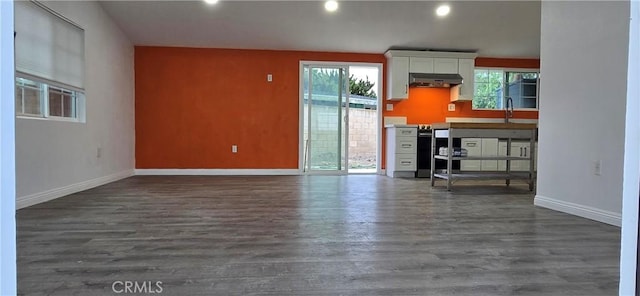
396,128 -> 417,137
461,160 -> 481,171
461,138 -> 482,156
394,155 -> 416,171
395,137 -> 417,154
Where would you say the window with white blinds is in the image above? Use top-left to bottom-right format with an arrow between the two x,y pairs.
14,1 -> 85,91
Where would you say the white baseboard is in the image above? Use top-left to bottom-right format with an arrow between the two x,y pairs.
17,169 -> 134,209
534,195 -> 621,227
134,169 -> 301,176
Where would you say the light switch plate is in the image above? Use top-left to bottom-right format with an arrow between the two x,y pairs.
267,74 -> 273,82
448,104 -> 456,111
386,104 -> 393,111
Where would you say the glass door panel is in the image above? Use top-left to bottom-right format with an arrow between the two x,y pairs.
302,65 -> 348,173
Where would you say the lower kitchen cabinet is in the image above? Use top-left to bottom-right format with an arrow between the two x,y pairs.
498,141 -> 537,171
460,138 -> 481,171
386,126 -> 417,177
460,138 -> 499,171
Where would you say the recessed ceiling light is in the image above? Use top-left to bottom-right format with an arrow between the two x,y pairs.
325,0 -> 339,12
204,0 -> 218,5
436,4 -> 450,17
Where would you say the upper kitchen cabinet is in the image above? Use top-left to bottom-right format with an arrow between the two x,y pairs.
385,50 -> 477,101
409,57 -> 434,73
433,58 -> 459,74
454,59 -> 475,102
386,56 -> 409,100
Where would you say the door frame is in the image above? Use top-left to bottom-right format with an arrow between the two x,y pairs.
0,0 -> 17,294
298,61 -> 383,175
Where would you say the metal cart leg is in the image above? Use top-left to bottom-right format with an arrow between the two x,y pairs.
529,129 -> 536,191
431,130 -> 436,187
447,132 -> 453,191
506,137 -> 512,187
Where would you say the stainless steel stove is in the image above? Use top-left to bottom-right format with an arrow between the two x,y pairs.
415,124 -> 460,178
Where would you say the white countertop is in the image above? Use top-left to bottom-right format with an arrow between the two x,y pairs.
445,117 -> 538,124
384,124 -> 418,128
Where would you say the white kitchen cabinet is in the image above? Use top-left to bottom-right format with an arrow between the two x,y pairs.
409,57 -> 434,73
480,138 -> 499,171
386,126 -> 417,177
387,56 -> 409,100
384,50 -> 477,101
434,58 -> 459,74
498,141 -> 535,171
460,138 -> 481,171
452,58 -> 475,102
461,138 -> 499,171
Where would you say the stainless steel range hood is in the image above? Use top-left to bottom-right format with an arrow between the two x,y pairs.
409,73 -> 463,88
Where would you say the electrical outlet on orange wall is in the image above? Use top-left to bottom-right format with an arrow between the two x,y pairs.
448,104 -> 455,111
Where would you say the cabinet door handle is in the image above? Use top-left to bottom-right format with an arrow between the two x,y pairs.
519,147 -> 523,157
524,147 -> 527,157
405,84 -> 408,94
401,144 -> 412,148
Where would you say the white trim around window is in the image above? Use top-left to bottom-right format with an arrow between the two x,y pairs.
473,67 -> 540,111
15,75 -> 86,123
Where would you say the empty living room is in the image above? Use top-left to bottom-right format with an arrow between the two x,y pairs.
1,0 -> 639,295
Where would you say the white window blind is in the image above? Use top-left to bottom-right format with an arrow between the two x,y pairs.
15,1 -> 84,91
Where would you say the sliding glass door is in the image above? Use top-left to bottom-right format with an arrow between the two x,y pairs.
302,64 -> 349,173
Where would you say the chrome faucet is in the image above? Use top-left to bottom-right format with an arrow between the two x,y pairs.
505,96 -> 514,123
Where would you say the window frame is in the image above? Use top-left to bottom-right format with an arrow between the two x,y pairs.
15,74 -> 85,123
472,67 -> 540,111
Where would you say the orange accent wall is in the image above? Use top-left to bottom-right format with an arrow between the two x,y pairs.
476,57 -> 540,69
135,47 -> 539,170
135,46 -> 385,169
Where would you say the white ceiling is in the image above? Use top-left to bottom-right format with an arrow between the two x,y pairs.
99,0 -> 541,58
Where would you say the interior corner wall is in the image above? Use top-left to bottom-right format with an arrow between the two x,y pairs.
536,1 -> 630,226
16,1 -> 135,208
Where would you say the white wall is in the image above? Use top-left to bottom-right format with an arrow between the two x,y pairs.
16,1 -> 135,208
0,1 -> 16,294
619,0 -> 640,293
535,1 -> 630,226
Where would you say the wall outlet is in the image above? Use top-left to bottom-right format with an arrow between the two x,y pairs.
448,104 -> 456,111
593,160 -> 601,176
267,74 -> 273,82
386,104 -> 393,111
96,147 -> 102,158
232,145 -> 238,153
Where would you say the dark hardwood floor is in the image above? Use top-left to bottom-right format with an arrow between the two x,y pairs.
17,175 -> 620,295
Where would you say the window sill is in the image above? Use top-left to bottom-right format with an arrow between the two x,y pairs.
17,115 -> 84,123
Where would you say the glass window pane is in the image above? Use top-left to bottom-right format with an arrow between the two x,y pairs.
505,71 -> 538,109
15,86 -> 23,114
474,70 -> 488,83
62,93 -> 74,117
474,82 -> 489,97
16,77 -> 42,116
23,86 -> 41,115
49,89 -> 63,117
